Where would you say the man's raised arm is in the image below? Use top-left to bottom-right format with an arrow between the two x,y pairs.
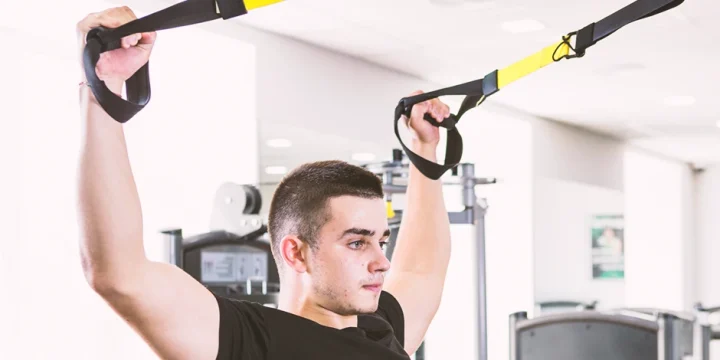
76,7 -> 220,360
383,91 -> 453,355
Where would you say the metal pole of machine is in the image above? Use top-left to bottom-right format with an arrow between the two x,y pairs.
700,324 -> 711,360
475,201 -> 488,360
377,152 -> 492,360
459,163 -> 489,360
161,228 -> 183,268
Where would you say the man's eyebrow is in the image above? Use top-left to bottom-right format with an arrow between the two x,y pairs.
340,228 -> 392,238
341,228 -> 375,238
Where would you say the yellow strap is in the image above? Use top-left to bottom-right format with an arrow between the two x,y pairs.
386,201 -> 396,219
497,39 -> 571,89
244,0 -> 284,10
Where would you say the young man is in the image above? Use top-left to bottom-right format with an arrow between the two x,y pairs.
76,6 -> 452,360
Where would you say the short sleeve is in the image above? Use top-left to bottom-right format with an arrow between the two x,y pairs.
375,291 -> 406,347
214,294 -> 270,360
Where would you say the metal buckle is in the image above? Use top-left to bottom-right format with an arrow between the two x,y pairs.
553,31 -> 585,62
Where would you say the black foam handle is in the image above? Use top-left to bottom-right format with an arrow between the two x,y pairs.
83,26 -> 151,123
393,101 -> 463,181
91,26 -> 123,52
422,113 -> 458,130
400,102 -> 458,131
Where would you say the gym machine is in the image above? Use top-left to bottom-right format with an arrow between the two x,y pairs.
508,307 -> 696,360
694,303 -> 720,360
363,149 -> 496,360
535,300 -> 598,314
161,182 -> 281,307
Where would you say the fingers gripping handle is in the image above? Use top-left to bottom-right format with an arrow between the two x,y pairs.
394,100 -> 463,180
422,113 -> 458,130
83,26 -> 151,123
88,26 -> 123,52
399,98 -> 459,130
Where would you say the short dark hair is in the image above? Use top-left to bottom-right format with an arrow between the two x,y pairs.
268,160 -> 384,267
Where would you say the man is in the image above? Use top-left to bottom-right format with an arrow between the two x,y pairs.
597,227 -> 623,256
77,6 -> 452,360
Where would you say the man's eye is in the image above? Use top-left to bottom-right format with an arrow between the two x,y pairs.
349,240 -> 364,249
380,241 -> 389,250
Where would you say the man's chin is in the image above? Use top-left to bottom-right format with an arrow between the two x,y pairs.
342,290 -> 381,314
355,299 -> 380,314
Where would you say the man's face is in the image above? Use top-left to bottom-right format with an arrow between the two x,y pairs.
307,196 -> 391,315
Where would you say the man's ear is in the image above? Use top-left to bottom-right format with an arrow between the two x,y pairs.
279,235 -> 309,273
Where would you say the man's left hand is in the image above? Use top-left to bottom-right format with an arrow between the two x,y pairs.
404,90 -> 451,147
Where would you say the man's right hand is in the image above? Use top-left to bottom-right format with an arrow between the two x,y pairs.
76,7 -> 157,92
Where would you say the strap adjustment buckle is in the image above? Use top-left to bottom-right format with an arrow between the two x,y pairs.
553,31 -> 587,62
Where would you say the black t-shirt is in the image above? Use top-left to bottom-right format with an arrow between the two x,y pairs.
214,291 -> 411,360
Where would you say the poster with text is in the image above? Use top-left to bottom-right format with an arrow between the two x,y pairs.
591,214 -> 624,279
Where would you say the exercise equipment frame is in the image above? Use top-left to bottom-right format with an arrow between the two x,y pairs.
509,308 -> 696,360
695,303 -> 720,360
365,151 -> 496,360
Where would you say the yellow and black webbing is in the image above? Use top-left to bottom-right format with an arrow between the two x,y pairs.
395,0 -> 685,180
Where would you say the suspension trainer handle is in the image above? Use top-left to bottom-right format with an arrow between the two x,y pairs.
84,26 -> 151,124
82,0 -> 284,124
396,0 -> 685,180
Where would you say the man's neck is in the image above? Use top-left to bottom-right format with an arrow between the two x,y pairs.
277,289 -> 358,330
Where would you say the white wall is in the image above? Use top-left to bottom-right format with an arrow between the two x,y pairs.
531,118 -> 627,310
531,116 -> 700,314
533,119 -> 625,191
533,178 -> 625,309
623,149 -> 695,311
0,7 -> 258,359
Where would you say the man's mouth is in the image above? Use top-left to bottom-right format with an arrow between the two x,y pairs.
362,284 -> 382,293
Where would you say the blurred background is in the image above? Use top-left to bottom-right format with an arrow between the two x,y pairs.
1,0 -> 719,359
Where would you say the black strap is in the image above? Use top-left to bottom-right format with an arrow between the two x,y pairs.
395,0 -> 684,180
393,77 -> 489,180
83,0 -> 251,123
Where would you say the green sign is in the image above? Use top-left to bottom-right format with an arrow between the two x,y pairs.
591,214 -> 624,279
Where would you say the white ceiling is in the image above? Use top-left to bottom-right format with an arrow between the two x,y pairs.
233,0 -> 720,170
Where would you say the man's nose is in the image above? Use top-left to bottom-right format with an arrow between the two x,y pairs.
369,244 -> 391,273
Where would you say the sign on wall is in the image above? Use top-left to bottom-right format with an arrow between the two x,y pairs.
591,214 -> 625,279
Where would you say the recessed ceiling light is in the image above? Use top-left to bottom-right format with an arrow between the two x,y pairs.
501,19 -> 545,34
664,95 -> 696,107
715,120 -> 720,128
428,0 -> 465,5
266,138 -> 292,148
352,153 -> 376,162
265,166 -> 287,175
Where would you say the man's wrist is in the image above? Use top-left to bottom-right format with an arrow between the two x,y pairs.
411,140 -> 438,162
79,81 -> 122,108
79,78 -> 124,95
